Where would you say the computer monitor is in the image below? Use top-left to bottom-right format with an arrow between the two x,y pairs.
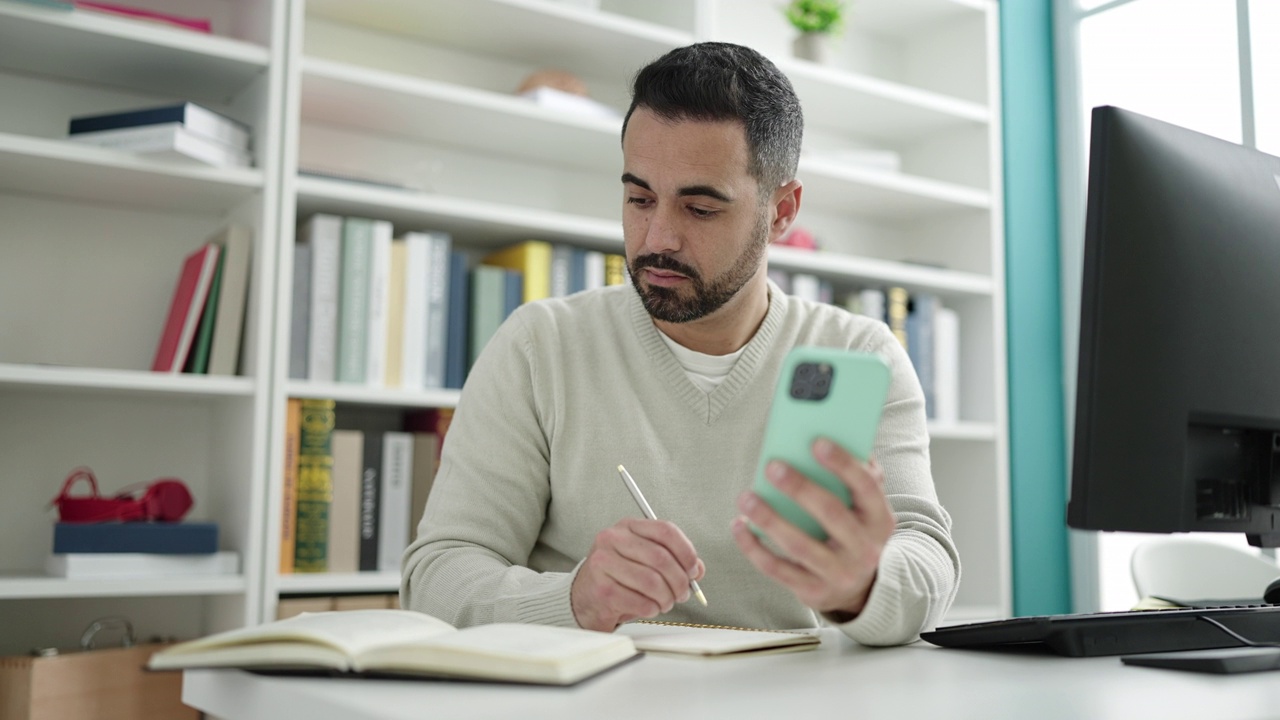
1067,105 -> 1280,548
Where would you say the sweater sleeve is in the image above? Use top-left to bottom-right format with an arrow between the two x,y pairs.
400,308 -> 580,628
827,322 -> 962,646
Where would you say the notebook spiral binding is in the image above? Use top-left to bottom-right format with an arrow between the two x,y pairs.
633,619 -> 817,636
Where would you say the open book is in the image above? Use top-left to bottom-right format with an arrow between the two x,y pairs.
147,610 -> 637,685
616,620 -> 821,657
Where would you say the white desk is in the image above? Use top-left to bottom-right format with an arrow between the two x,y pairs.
183,630 -> 1280,720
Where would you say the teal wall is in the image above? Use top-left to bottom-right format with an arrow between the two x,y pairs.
1000,1 -> 1072,615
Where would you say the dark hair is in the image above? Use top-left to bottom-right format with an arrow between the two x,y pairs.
622,42 -> 803,193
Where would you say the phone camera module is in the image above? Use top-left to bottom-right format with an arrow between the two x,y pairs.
789,362 -> 835,401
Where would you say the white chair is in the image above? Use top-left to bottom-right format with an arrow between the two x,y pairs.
1130,538 -> 1280,603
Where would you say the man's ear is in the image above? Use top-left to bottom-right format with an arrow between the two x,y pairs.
768,179 -> 803,243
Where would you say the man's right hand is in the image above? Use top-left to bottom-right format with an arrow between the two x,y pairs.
570,517 -> 705,632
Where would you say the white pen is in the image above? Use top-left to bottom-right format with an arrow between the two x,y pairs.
616,464 -> 708,607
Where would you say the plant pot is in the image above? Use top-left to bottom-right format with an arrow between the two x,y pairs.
792,32 -> 830,64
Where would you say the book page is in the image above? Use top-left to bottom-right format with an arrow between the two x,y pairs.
615,622 -> 821,656
157,609 -> 456,658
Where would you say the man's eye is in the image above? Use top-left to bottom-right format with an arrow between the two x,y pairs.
627,197 -> 652,207
689,206 -> 717,218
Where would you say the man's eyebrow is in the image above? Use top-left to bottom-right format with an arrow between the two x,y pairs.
621,173 -> 734,203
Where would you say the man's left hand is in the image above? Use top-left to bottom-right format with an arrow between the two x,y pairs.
731,437 -> 893,621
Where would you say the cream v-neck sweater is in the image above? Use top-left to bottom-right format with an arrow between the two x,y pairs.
402,282 -> 960,646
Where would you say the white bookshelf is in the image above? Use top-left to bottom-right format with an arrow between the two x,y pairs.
0,0 -> 287,655
1,0 -> 1009,641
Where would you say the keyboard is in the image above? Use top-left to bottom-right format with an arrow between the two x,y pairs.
920,604 -> 1280,657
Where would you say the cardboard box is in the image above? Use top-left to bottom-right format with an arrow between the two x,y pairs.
0,643 -> 195,720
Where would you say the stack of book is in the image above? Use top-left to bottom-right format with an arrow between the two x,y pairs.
150,226 -> 253,376
67,101 -> 252,168
47,521 -> 238,579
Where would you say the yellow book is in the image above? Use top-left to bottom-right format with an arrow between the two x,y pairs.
604,254 -> 627,286
483,240 -> 553,303
278,398 -> 301,574
294,398 -> 335,572
384,239 -> 408,387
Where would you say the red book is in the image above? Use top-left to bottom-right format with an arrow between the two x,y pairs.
151,243 -> 221,373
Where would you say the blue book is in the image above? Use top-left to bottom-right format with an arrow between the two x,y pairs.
444,251 -> 470,389
53,522 -> 219,554
503,270 -> 523,319
568,247 -> 587,294
68,102 -> 250,150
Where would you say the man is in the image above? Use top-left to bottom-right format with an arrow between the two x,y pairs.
402,42 -> 959,646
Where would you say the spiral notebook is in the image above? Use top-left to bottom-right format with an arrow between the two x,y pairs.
615,620 -> 821,657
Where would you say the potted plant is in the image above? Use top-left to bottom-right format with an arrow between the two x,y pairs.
783,0 -> 846,64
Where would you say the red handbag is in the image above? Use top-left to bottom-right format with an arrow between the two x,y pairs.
50,467 -> 193,523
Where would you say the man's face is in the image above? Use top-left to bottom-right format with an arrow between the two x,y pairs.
621,108 -> 770,324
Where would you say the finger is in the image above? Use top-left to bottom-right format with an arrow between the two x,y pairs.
627,518 -> 702,577
730,515 -> 823,595
736,486 -> 840,579
592,564 -> 665,622
813,438 -> 894,530
602,553 -> 683,611
761,458 -> 864,552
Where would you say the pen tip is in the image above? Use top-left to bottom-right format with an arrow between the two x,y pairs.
694,587 -> 708,606
617,464 -> 625,473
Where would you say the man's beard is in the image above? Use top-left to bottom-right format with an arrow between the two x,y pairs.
629,213 -> 769,324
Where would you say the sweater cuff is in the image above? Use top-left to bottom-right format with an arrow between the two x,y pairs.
504,562 -> 583,628
824,543 -> 920,646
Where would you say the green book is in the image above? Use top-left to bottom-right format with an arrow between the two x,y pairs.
336,217 -> 374,383
469,265 -> 508,371
185,245 -> 225,374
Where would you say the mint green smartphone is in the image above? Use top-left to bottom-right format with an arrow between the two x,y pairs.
752,347 -> 892,541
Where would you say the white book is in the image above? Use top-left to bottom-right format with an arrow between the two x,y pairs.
859,288 -> 886,323
518,86 -> 621,120
365,220 -> 393,387
378,431 -> 415,572
583,250 -> 606,290
933,307 -> 961,424
791,273 -> 822,302
550,244 -> 572,297
69,101 -> 251,150
70,122 -> 252,168
46,551 -> 240,579
207,225 -> 252,376
399,233 -> 431,390
423,232 -> 452,389
300,214 -> 343,383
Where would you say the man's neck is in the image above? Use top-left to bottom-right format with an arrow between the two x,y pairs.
652,272 -> 771,356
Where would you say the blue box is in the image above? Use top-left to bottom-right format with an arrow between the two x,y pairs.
52,522 -> 219,554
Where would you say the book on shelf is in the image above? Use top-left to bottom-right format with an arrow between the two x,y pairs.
377,432 -> 414,572
70,122 -> 251,168
483,240 -> 552,303
184,244 -> 223,375
68,101 -> 249,150
615,620 -> 821,657
907,293 -> 940,419
46,551 -> 239,579
444,251 -> 470,389
550,244 -> 572,298
327,429 -> 364,574
151,242 -> 220,373
604,253 -> 627,286
298,214 -> 342,383
288,244 -> 312,381
933,306 -> 961,424
583,250 -> 606,291
294,398 -> 336,573
518,85 -> 621,121
422,232 -> 452,389
886,286 -> 910,350
279,398 -> 302,574
364,221 -> 393,387
146,609 -> 639,686
333,407 -> 406,572
205,225 -> 253,376
384,239 -> 409,388
469,265 -> 516,370
397,234 -> 428,390
73,2 -> 213,33
336,217 -> 375,384
52,522 -> 219,555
